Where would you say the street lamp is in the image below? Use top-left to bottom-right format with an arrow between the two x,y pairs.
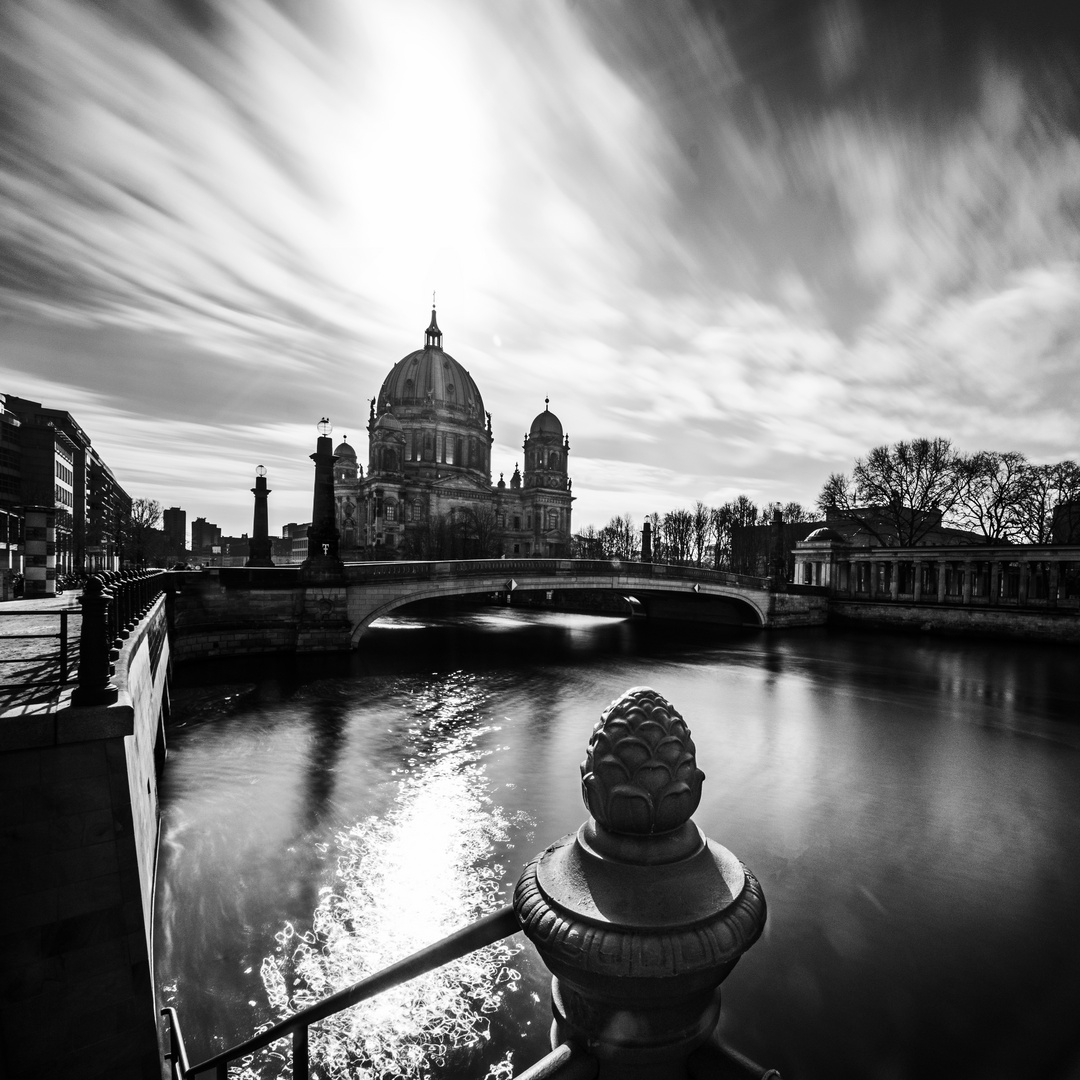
255,464 -> 267,478
317,417 -> 332,437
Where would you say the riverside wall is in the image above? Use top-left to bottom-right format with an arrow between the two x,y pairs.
829,600 -> 1080,643
0,597 -> 170,1080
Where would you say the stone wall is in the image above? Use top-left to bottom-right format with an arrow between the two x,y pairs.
829,600 -> 1080,643
169,567 -> 305,662
0,597 -> 170,1079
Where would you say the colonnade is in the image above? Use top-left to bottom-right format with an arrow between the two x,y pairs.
794,544 -> 1080,609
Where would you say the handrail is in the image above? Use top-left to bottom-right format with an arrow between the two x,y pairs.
0,609 -> 70,689
511,1042 -> 598,1080
181,904 -> 520,1076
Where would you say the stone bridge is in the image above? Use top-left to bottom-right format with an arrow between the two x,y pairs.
342,558 -> 822,642
169,559 -> 828,661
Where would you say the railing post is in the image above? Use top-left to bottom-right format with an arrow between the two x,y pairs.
514,687 -> 768,1077
59,608 -> 68,683
294,1025 -> 309,1079
73,575 -> 119,706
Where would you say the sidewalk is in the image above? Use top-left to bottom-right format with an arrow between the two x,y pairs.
0,591 -> 82,716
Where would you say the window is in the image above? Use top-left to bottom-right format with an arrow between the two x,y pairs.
437,435 -> 444,462
385,503 -> 395,522
446,437 -> 455,465
405,433 -> 414,461
513,516 -> 521,530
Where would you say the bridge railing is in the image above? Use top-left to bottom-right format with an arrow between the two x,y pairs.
346,557 -> 773,591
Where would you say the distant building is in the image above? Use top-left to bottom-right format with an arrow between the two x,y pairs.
731,507 -> 991,581
331,308 -> 573,559
190,517 -> 222,556
162,507 -> 187,562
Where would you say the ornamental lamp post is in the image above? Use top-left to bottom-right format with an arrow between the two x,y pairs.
514,686 -> 769,1079
247,465 -> 274,567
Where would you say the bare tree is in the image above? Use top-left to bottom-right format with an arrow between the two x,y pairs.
763,501 -> 811,523
125,497 -> 163,567
601,514 -> 638,560
818,438 -> 962,546
1013,460 -> 1080,543
571,524 -> 604,559
953,451 -> 1028,542
690,501 -> 714,566
663,509 -> 693,563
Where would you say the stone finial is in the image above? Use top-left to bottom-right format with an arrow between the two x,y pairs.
581,686 -> 704,835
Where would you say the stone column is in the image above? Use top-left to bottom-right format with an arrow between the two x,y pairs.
990,561 -> 1001,605
868,560 -> 877,598
889,559 -> 899,600
641,520 -> 652,563
962,561 -> 973,604
913,561 -> 923,602
936,561 -> 947,602
302,419 -> 344,582
22,505 -> 57,598
514,687 -> 767,1078
1049,561 -> 1060,608
1018,561 -> 1030,605
247,466 -> 274,567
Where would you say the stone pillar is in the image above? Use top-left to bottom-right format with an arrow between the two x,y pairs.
1018,561 -> 1030,605
514,687 -> 767,1078
962,561 -> 973,604
641,520 -> 652,564
768,507 -> 785,584
913,561 -> 923,602
936,562 -> 947,602
868,560 -> 877,598
1049,561 -> 1060,608
247,466 -> 274,567
22,505 -> 56,598
889,559 -> 899,601
302,419 -> 344,582
990,561 -> 1001,605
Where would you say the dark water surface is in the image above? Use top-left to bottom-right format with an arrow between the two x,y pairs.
155,609 -> 1080,1079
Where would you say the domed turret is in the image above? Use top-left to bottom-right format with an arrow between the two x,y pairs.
523,398 -> 569,491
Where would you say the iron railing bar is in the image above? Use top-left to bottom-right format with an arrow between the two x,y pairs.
60,609 -> 68,682
161,1007 -> 193,1079
187,905 -> 520,1074
511,1042 -> 598,1080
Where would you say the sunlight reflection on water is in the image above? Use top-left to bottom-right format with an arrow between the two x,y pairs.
238,676 -> 527,1080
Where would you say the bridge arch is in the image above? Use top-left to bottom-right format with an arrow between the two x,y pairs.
344,560 -> 772,645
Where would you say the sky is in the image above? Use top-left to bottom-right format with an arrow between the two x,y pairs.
1,0 -> 1079,538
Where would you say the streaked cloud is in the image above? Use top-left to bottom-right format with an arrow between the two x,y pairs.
1,0 -> 1078,532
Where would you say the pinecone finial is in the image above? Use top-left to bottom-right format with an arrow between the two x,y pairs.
580,686 -> 705,835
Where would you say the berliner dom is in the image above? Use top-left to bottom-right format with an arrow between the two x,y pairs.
333,307 -> 574,559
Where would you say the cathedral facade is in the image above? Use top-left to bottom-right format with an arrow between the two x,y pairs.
333,308 -> 573,560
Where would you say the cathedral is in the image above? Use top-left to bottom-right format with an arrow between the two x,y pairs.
332,308 -> 574,559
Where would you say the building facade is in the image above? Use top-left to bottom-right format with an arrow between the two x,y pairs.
333,309 -> 573,559
0,393 -> 130,579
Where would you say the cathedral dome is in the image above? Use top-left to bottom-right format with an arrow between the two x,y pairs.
334,440 -> 356,458
376,308 -> 486,425
529,400 -> 562,438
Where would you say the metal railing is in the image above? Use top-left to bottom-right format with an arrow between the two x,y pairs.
0,609 -> 73,690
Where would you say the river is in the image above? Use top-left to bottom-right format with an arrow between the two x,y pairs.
154,607 -> 1080,1079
